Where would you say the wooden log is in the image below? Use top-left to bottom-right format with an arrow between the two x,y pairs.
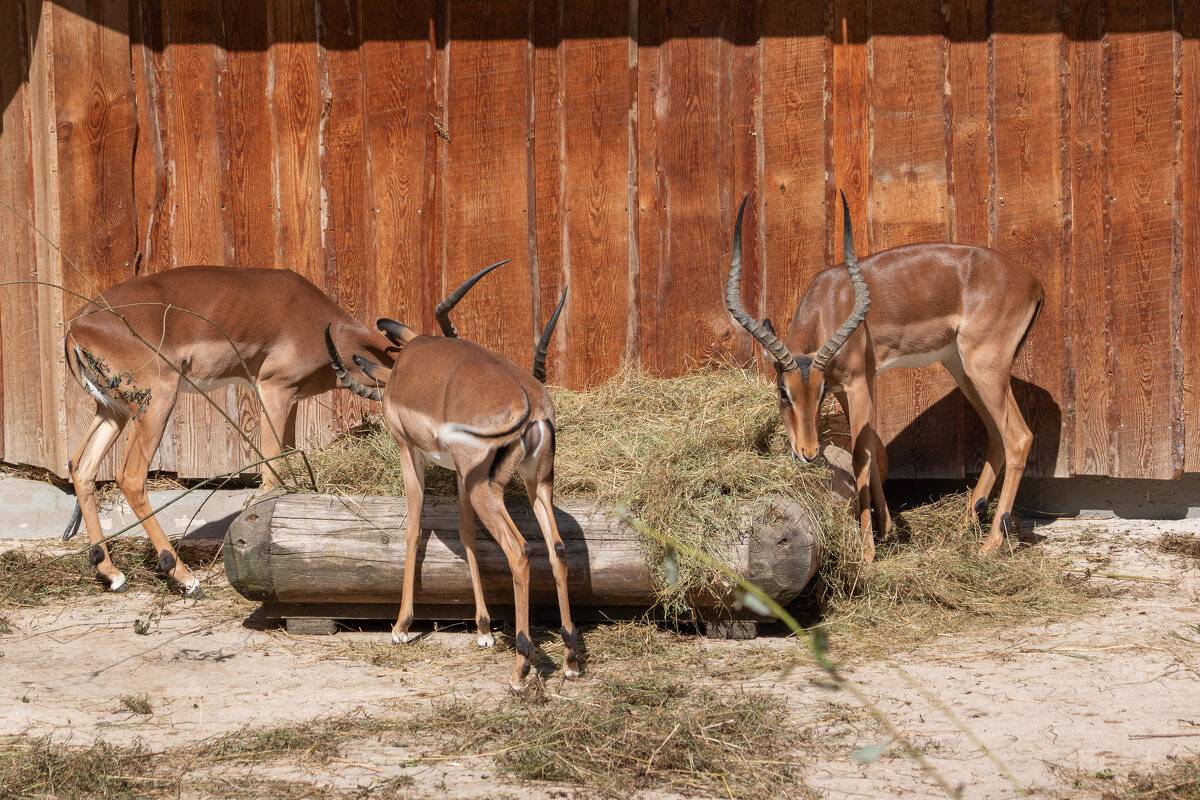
223,493 -> 821,628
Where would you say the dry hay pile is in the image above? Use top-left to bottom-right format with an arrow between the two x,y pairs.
301,364 -> 1087,656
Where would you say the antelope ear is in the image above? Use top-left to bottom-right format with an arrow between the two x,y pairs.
377,318 -> 417,346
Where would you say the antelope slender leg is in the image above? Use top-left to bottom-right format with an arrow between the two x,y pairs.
70,409 -> 129,590
943,350 -> 1004,526
392,446 -> 426,644
256,384 -> 299,490
524,473 -> 578,677
958,356 -> 1032,551
117,382 -> 201,594
456,473 -> 494,647
467,474 -> 531,691
844,385 -> 879,563
986,388 -> 1032,549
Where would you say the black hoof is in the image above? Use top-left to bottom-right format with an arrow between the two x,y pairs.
157,550 -> 177,575
186,585 -> 206,600
111,581 -> 131,594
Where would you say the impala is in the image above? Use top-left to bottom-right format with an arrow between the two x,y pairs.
727,194 -> 1044,561
327,266 -> 574,690
63,266 -> 395,595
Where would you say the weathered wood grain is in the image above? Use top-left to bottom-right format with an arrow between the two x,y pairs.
318,0 -> 374,434
361,1 -> 434,333
0,0 -> 35,465
224,494 -> 821,617
53,0 -> 140,481
991,1 -> 1067,478
831,0 -> 870,256
760,3 -> 829,348
1106,2 -> 1180,479
1183,0 -> 1200,471
560,4 -> 634,386
1065,0 -> 1114,477
441,0 -> 535,366
868,0 -> 956,480
646,0 -> 737,373
24,0 -> 69,476
532,0 -> 567,383
946,0 -> 991,475
636,0 -> 666,370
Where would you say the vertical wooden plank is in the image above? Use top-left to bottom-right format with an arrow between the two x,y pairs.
991,1 -> 1067,477
317,0 -> 373,433
0,0 -> 37,466
222,0 -> 279,269
636,0 -> 665,369
441,0 -> 534,362
128,0 -> 180,474
830,0 -> 869,257
868,0 -> 957,479
163,0 -> 241,478
1064,0 -> 1114,476
271,0 -> 333,461
53,0 -> 140,481
532,0 -> 567,381
361,2 -> 435,333
645,0 -> 737,373
946,0 -> 992,474
759,4 -> 830,346
1182,0 -> 1200,469
25,0 -> 70,476
1106,0 -> 1179,479
559,2 -> 633,385
217,0 -> 279,470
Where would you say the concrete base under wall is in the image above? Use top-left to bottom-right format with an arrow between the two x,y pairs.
888,474 -> 1200,521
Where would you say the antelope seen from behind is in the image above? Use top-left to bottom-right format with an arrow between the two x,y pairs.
63,266 -> 395,595
727,194 -> 1044,561
328,263 -> 576,690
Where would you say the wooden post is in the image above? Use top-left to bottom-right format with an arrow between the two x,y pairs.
224,493 -> 821,637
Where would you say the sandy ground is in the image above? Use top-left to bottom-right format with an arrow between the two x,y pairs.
1,517 -> 1197,799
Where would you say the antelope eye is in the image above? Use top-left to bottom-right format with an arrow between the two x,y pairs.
777,384 -> 789,402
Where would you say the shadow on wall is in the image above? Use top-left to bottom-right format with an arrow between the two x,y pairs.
885,378 -> 1200,520
885,376 -> 1062,481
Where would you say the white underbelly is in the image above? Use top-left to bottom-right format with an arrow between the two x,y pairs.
877,343 -> 957,373
180,376 -> 255,394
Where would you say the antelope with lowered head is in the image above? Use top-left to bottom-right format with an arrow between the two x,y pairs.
327,263 -> 575,690
726,194 -> 1043,562
63,266 -> 395,595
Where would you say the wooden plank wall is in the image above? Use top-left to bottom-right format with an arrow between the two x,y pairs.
0,0 -> 1196,483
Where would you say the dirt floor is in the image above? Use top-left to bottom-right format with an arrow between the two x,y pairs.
1,516 -> 1197,799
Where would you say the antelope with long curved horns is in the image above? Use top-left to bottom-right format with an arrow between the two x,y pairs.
327,263 -> 574,690
727,193 -> 1044,561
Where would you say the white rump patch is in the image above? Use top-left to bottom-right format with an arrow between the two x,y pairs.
75,347 -> 129,418
877,343 -> 957,373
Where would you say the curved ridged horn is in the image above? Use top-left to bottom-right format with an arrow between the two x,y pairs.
725,195 -> 798,371
532,285 -> 568,383
812,191 -> 871,372
325,324 -> 381,401
435,259 -> 511,338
